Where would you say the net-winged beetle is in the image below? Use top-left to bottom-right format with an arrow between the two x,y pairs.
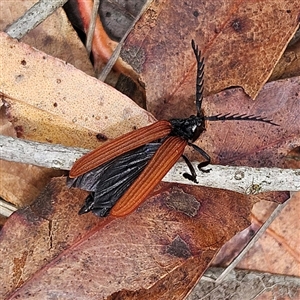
68,40 -> 277,217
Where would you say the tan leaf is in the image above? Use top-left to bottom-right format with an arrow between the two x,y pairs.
0,0 -> 95,207
0,0 -> 95,76
0,32 -> 154,148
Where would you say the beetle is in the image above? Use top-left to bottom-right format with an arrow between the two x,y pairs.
68,40 -> 277,217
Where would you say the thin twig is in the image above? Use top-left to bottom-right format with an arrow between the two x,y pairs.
85,0 -> 100,55
166,163 -> 300,194
0,135 -> 88,170
5,0 -> 69,40
1,135 -> 299,194
98,0 -> 153,81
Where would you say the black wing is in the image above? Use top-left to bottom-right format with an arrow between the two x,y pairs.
67,143 -> 161,217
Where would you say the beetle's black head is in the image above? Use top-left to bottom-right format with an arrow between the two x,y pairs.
169,109 -> 205,142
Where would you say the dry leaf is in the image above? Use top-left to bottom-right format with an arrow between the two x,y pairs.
122,0 -> 300,118
192,78 -> 300,169
0,99 -> 63,207
0,32 -> 154,148
187,268 -> 300,300
0,2 -> 299,297
99,0 -> 147,40
0,0 -> 95,207
0,0 -> 95,76
0,161 -> 62,207
213,193 -> 300,277
238,192 -> 300,277
1,178 -> 256,299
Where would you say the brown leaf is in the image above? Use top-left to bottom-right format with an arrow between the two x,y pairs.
122,0 -> 300,118
1,178 -> 255,299
211,192 -> 299,278
0,161 -> 62,207
0,178 -> 100,297
192,78 -> 300,169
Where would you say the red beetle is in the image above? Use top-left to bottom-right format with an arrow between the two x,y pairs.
68,40 -> 277,217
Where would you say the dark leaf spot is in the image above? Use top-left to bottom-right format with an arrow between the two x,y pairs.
165,187 -> 200,217
166,235 -> 191,259
231,18 -> 243,32
96,133 -> 108,141
193,10 -> 199,17
14,125 -> 24,138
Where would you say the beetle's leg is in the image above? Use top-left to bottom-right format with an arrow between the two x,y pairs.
188,142 -> 211,173
182,154 -> 198,183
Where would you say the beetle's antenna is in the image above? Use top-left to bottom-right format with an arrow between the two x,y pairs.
205,113 -> 279,126
191,40 -> 204,116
